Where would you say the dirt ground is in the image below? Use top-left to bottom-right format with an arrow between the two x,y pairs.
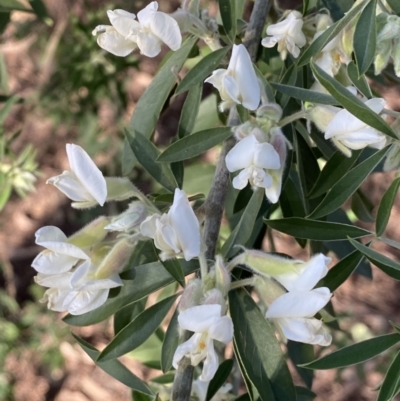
2,1 -> 400,401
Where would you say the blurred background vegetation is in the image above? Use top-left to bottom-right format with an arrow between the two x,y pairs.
1,0 -> 400,400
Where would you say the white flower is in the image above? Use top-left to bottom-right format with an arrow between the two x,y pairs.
204,44 -> 260,111
92,2 -> 182,58
265,287 -> 332,345
325,98 -> 387,157
47,144 -> 107,208
105,202 -> 148,232
192,380 -> 232,401
32,226 -> 89,275
173,304 -> 233,381
140,188 -> 200,261
225,134 -> 281,202
261,11 -> 306,60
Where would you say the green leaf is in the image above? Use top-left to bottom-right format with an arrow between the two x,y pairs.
353,0 -> 377,75
272,83 -> 338,105
230,290 -> 296,401
308,147 -> 389,219
222,188 -> 264,257
351,189 -> 375,223
280,176 -> 307,218
295,386 -> 317,401
161,307 -> 179,373
160,258 -> 185,288
347,61 -> 372,98
308,150 -> 361,199
0,0 -> 32,12
300,332 -> 400,370
387,0 -> 400,14
126,128 -> 178,192
264,217 -> 371,241
122,137 -> 138,176
157,127 -> 232,162
0,182 -> 12,211
178,83 -> 202,138
377,351 -> 400,401
114,298 -> 147,335
297,0 -> 367,67
311,62 -> 397,140
277,65 -> 297,109
319,249 -> 364,291
376,177 -> 400,237
98,294 -> 179,362
72,334 -> 154,395
63,259 -> 198,326
287,341 -> 314,389
206,359 -> 234,401
219,0 -> 236,42
348,238 -> 400,280
176,47 -> 230,95
29,0 -> 47,19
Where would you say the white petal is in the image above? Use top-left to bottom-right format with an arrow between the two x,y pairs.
178,304 -> 221,332
136,31 -> 162,57
97,30 -> 138,57
204,69 -> 226,90
42,288 -> 70,312
47,171 -> 93,202
291,254 -> 331,291
266,288 -> 332,318
172,334 -> 199,368
264,170 -> 282,204
32,251 -> 80,274
140,214 -> 160,239
35,226 -> 67,244
253,143 -> 281,170
66,144 -> 107,206
365,98 -> 386,114
35,272 -> 72,288
36,238 -> 88,259
199,341 -> 219,381
169,189 -> 200,261
221,74 -> 240,104
338,128 -> 386,149
261,36 -> 279,48
66,289 -> 110,315
137,1 -> 158,27
225,135 -> 258,172
78,276 -> 123,291
208,315 -> 233,344
231,44 -> 260,110
150,12 -> 182,50
232,168 -> 251,189
107,9 -> 139,37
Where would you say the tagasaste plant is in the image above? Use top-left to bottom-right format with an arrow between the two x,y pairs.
31,0 -> 400,400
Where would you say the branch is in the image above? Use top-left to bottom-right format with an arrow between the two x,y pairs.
171,2 -> 270,400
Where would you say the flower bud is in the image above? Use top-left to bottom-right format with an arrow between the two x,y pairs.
105,177 -> 142,202
179,278 -> 203,312
233,121 -> 256,140
67,216 -> 110,248
374,40 -> 392,75
202,288 -> 225,311
95,238 -> 135,279
254,276 -> 286,307
256,103 -> 283,123
308,104 -> 340,132
316,14 -> 333,32
214,255 -> 231,296
105,202 -> 147,232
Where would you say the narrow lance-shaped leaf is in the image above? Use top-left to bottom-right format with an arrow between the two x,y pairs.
230,289 -> 296,401
219,0 -> 237,42
98,294 -> 179,362
300,332 -> 400,370
178,83 -> 202,138
348,238 -> 400,281
376,177 -> 400,237
72,334 -> 154,395
161,307 -> 179,373
311,61 -> 397,140
297,0 -> 367,67
114,298 -> 147,335
206,359 -> 234,401
264,217 -> 372,241
272,83 -> 339,105
308,147 -> 390,219
160,257 -> 186,288
387,0 -> 400,14
347,61 -> 373,98
353,0 -> 377,75
176,46 -> 230,95
157,127 -> 232,163
377,351 -> 400,401
126,128 -> 178,192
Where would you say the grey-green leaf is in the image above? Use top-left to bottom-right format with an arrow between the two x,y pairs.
98,294 -> 179,362
219,0 -> 236,42
347,61 -> 373,98
178,83 -> 202,138
376,177 -> 400,237
272,83 -> 338,105
308,147 -> 389,219
126,128 -> 178,192
206,359 -> 234,401
63,259 -> 198,326
353,0 -> 377,75
311,62 -> 397,140
348,238 -> 400,280
377,351 -> 400,401
161,307 -> 179,373
300,333 -> 400,370
230,290 -> 296,401
264,217 -> 371,241
73,334 -> 154,395
176,46 -> 230,95
222,188 -> 264,257
157,127 -> 232,162
160,258 -> 186,288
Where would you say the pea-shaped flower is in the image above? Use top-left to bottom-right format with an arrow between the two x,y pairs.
205,44 -> 260,111
140,188 -> 201,261
261,11 -> 306,60
173,304 -> 233,381
47,144 -> 107,208
92,2 -> 182,58
325,98 -> 387,157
